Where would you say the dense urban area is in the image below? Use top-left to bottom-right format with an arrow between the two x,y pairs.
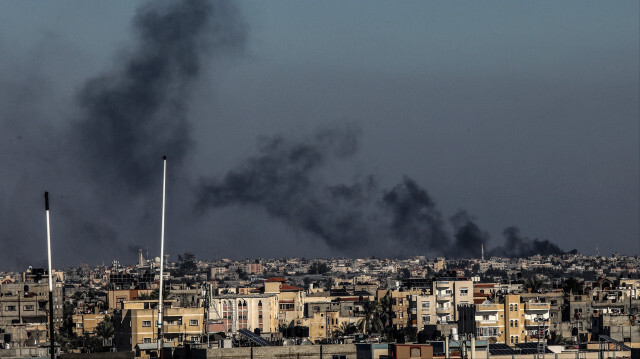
0,252 -> 638,359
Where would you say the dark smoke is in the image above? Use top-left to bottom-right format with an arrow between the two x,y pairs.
197,125 -> 374,252
74,0 -> 244,193
0,0 -> 246,269
448,210 -> 490,258
381,177 -> 449,251
488,226 -> 577,258
197,126 -> 577,259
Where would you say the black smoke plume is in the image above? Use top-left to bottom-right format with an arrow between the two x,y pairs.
74,0 -> 244,193
0,0 -> 246,269
448,210 -> 490,258
489,226 -> 577,258
197,125 -> 375,252
197,126 -> 577,259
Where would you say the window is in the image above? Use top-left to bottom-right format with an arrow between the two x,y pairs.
23,305 -> 34,311
143,338 -> 152,344
76,323 -> 83,328
189,319 -> 198,326
191,336 -> 199,342
142,321 -> 151,327
482,315 -> 490,321
422,302 -> 430,308
509,304 -> 513,311
460,288 -> 469,296
422,315 -> 430,324
515,320 -> 518,327
5,306 -> 16,311
514,304 -> 518,311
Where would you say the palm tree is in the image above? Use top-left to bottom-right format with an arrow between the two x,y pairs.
333,322 -> 358,338
524,275 -> 544,292
358,300 -> 380,334
95,316 -> 114,346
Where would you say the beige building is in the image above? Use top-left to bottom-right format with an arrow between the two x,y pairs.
108,289 -> 154,310
113,300 -> 204,354
72,313 -> 107,337
264,278 -> 305,327
432,278 -> 473,323
475,294 -> 550,346
208,294 -> 278,335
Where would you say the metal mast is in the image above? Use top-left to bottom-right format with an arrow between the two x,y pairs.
157,156 -> 167,356
44,192 -> 55,359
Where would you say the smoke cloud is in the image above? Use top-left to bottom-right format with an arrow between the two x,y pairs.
74,0 -> 244,193
197,126 -> 576,258
0,0 -> 246,270
489,226 -> 577,258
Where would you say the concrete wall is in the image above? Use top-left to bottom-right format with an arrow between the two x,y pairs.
192,344 -> 356,359
0,347 -> 48,358
60,352 -> 135,359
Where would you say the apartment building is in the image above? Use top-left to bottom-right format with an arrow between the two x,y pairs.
208,293 -> 278,335
112,300 -> 204,352
0,282 -> 63,329
432,278 -> 473,323
475,294 -> 550,346
72,313 -> 106,337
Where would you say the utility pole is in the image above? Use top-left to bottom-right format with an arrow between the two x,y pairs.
157,156 -> 167,358
44,192 -> 55,359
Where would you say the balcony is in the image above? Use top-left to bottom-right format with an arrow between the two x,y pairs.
476,320 -> 499,326
436,281 -> 450,288
436,306 -> 451,314
477,304 -> 500,312
525,303 -> 550,311
436,294 -> 451,301
525,319 -> 549,327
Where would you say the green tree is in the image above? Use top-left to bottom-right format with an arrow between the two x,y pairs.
333,322 -> 358,337
358,300 -> 383,334
562,277 -> 584,295
309,262 -> 330,274
96,316 -> 114,342
523,275 -> 545,292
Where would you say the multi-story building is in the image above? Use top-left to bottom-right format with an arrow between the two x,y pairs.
475,294 -> 550,346
208,293 -> 278,335
432,278 -> 473,323
112,300 -> 204,352
72,313 -> 107,337
0,282 -> 63,329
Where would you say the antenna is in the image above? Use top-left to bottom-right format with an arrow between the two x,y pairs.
44,192 -> 55,359
157,156 -> 167,355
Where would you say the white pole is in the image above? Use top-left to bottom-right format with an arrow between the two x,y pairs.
157,156 -> 167,353
44,192 -> 54,359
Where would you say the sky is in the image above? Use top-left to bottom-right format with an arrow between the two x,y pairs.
0,1 -> 638,270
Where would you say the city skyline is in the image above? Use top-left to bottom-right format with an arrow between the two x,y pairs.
0,1 -> 638,269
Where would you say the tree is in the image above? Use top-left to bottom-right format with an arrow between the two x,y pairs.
523,275 -> 545,292
333,322 -> 358,338
358,300 -> 382,334
563,277 -> 584,295
95,316 -> 114,343
309,262 -> 330,274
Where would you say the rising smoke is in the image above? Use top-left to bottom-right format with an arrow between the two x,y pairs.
197,126 -> 576,258
0,0 -> 246,269
0,0 -> 578,269
74,0 -> 244,193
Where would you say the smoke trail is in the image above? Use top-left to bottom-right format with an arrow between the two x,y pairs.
0,0 -> 246,269
488,226 -> 576,258
197,124 -> 375,252
197,126 -> 577,259
381,177 -> 449,251
448,210 -> 489,258
73,0 -> 244,193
